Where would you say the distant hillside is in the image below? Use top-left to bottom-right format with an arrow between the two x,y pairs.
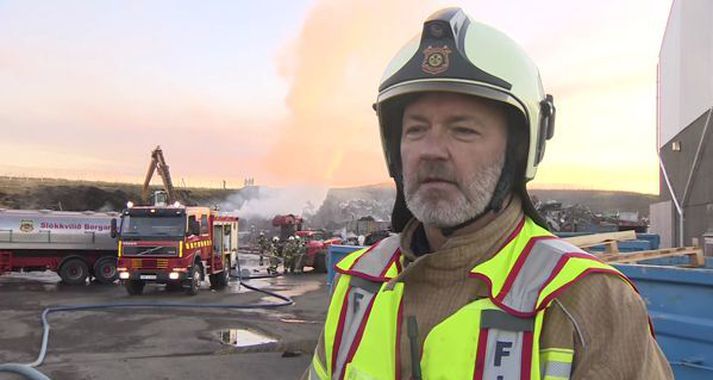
0,176 -> 658,225
0,176 -> 237,211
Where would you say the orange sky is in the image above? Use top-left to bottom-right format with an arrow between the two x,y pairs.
0,1 -> 672,194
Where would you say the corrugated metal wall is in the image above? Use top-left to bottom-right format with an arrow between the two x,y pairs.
657,0 -> 713,247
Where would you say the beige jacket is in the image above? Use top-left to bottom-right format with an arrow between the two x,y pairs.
305,197 -> 673,379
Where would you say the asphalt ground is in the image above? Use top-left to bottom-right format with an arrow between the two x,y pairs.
0,254 -> 329,380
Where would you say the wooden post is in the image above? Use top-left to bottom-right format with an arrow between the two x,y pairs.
604,241 -> 620,254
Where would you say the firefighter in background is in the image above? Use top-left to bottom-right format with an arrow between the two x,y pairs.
256,232 -> 270,266
267,236 -> 280,274
293,235 -> 307,274
283,235 -> 299,273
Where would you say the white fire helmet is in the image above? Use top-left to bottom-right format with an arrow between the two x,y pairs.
374,7 -> 555,231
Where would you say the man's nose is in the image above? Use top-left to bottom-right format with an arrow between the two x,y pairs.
417,131 -> 450,160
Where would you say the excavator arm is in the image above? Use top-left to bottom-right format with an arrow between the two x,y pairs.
142,146 -> 178,204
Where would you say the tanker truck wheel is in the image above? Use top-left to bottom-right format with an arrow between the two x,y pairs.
125,280 -> 145,295
186,263 -> 202,296
59,258 -> 89,285
93,257 -> 118,284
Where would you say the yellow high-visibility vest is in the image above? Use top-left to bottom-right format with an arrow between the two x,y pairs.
310,217 -> 638,380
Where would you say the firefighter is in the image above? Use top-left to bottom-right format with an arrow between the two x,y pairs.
283,235 -> 299,274
293,236 -> 307,274
267,236 -> 280,275
304,7 -> 672,379
256,232 -> 270,267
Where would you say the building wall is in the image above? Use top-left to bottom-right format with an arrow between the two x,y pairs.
658,0 -> 713,148
659,109 -> 713,246
649,201 -> 673,249
658,0 -> 713,246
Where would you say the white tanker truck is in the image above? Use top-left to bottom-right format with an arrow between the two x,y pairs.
0,208 -> 119,284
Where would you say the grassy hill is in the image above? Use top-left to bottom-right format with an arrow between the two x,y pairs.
0,176 -> 236,211
0,177 -> 659,227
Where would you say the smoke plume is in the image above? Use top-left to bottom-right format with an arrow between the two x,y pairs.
219,186 -> 328,220
265,0 -> 438,186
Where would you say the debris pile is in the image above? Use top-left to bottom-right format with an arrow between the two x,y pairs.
535,198 -> 648,233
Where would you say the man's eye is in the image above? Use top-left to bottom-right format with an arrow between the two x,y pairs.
452,127 -> 479,138
403,126 -> 426,138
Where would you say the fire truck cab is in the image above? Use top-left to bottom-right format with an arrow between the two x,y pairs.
115,205 -> 238,295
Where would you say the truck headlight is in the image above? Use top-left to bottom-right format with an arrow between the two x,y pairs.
169,272 -> 180,280
119,272 -> 130,280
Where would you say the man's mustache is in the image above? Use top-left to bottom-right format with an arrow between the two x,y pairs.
414,161 -> 458,185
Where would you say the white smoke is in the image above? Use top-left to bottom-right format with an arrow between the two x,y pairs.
219,186 -> 329,220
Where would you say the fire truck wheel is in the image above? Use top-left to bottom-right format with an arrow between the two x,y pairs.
313,252 -> 327,273
210,258 -> 230,290
186,263 -> 202,296
126,280 -> 145,295
59,258 -> 89,285
93,257 -> 118,284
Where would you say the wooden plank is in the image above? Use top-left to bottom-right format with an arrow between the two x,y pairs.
602,246 -> 703,266
600,246 -> 695,261
563,230 -> 637,248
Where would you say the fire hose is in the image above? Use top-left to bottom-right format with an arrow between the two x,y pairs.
0,258 -> 293,380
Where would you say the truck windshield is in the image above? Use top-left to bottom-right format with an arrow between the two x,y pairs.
120,215 -> 185,238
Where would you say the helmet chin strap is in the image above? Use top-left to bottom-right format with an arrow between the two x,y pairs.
438,156 -> 514,237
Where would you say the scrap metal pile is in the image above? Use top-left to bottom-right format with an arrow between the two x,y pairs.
535,199 -> 648,233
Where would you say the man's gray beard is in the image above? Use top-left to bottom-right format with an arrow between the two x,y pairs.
404,154 -> 504,228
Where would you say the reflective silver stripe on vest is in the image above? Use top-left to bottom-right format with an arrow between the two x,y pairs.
501,239 -> 593,313
349,234 -> 400,276
541,360 -> 572,379
332,278 -> 381,379
481,310 -> 534,380
332,236 -> 399,378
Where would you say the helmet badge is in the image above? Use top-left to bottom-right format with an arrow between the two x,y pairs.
421,45 -> 452,75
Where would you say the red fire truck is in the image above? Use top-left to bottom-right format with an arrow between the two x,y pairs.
271,214 -> 341,273
115,205 -> 238,295
294,230 -> 341,273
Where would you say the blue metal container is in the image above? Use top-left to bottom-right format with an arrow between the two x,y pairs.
636,233 -> 661,250
327,244 -> 365,287
617,258 -> 713,379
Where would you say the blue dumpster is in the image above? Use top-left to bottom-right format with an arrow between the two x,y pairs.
327,245 -> 366,287
617,257 -> 713,379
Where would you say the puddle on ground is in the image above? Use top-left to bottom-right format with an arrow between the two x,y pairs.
218,328 -> 277,347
